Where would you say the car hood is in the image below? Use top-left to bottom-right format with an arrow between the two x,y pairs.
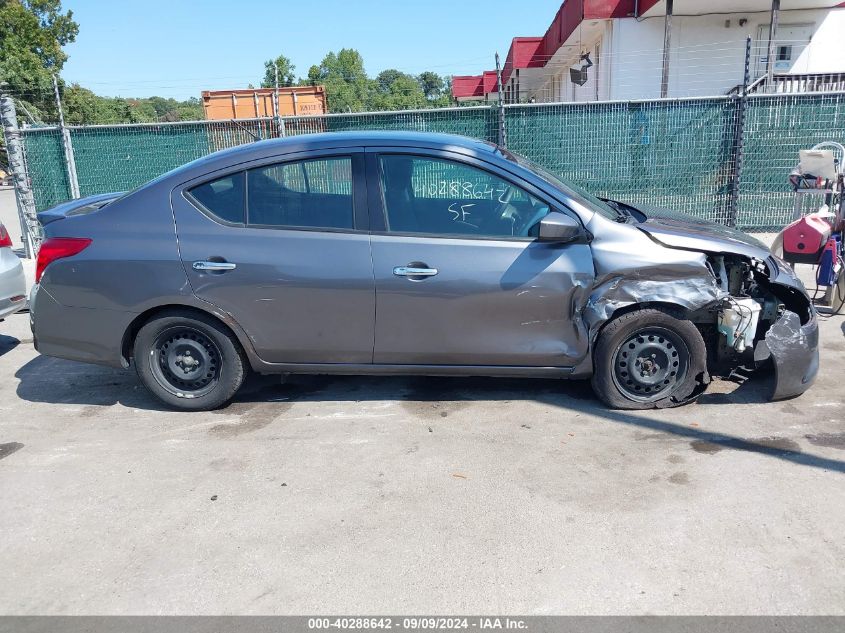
625,202 -> 770,259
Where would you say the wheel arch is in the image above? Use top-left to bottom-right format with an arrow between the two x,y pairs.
591,301 -> 690,344
120,303 -> 255,368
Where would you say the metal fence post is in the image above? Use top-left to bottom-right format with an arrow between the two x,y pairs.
0,91 -> 42,258
273,64 -> 286,138
495,52 -> 507,148
52,74 -> 81,199
727,36 -> 752,228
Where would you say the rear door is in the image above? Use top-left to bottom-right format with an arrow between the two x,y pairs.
171,150 -> 375,364
367,149 -> 594,367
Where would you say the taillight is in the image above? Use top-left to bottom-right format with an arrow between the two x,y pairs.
35,237 -> 92,283
0,224 -> 12,248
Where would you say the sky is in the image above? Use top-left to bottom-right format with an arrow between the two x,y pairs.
60,0 -> 563,100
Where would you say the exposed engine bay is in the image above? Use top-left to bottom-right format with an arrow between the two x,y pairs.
695,254 -> 815,395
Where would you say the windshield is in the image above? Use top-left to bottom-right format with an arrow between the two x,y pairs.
499,148 -> 620,220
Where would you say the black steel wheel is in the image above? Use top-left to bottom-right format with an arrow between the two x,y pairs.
610,327 -> 689,403
134,309 -> 246,411
591,308 -> 708,410
150,327 -> 222,398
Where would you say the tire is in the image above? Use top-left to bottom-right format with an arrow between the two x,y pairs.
133,310 -> 247,411
591,308 -> 708,410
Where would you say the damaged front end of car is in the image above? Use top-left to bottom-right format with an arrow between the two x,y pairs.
579,212 -> 819,403
699,252 -> 818,400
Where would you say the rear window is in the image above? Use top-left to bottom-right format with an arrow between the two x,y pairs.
188,172 -> 245,223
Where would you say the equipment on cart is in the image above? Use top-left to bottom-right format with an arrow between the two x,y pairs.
782,212 -> 832,264
776,142 -> 845,313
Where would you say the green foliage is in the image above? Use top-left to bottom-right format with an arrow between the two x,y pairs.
261,54 -> 296,88
0,0 -> 79,119
306,48 -> 372,112
370,69 -> 427,111
282,49 -> 454,113
417,71 -> 444,100
61,84 -> 203,124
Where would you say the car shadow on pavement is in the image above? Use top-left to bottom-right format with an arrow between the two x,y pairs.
14,355 -> 845,474
15,354 -> 170,411
0,334 -> 19,358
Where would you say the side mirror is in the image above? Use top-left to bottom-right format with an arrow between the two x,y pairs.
538,211 -> 584,243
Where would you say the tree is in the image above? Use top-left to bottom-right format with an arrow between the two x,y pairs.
304,65 -> 321,86
371,69 -> 427,111
376,69 -> 405,93
62,83 -> 99,124
0,0 -> 79,119
261,54 -> 296,88
309,48 -> 370,112
417,71 -> 445,101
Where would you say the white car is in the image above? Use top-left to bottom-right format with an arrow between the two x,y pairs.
0,222 -> 26,321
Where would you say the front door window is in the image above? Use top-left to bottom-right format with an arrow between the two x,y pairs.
379,155 -> 550,239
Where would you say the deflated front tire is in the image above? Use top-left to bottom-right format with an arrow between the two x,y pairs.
591,307 -> 709,410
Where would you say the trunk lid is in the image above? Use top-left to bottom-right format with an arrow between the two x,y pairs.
37,192 -> 123,227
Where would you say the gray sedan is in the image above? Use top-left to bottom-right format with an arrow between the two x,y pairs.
30,132 -> 818,411
0,222 -> 26,322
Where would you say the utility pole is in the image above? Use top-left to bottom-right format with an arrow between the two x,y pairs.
660,0 -> 674,98
495,52 -> 507,148
766,0 -> 781,90
52,74 -> 80,199
0,86 -> 40,257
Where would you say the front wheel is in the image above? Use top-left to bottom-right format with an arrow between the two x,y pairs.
591,308 -> 708,410
134,310 -> 246,411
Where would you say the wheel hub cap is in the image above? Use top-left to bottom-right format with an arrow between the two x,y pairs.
151,328 -> 221,397
612,329 -> 687,402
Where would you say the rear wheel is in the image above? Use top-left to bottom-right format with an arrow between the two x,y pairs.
134,310 -> 246,411
591,308 -> 707,410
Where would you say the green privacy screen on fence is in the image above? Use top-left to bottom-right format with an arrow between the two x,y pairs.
505,97 -> 740,225
18,93 -> 845,230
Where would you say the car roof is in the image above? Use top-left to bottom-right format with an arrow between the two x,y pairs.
243,130 -> 498,153
155,131 -> 500,185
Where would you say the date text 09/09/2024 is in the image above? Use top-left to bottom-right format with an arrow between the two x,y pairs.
307,617 -> 528,630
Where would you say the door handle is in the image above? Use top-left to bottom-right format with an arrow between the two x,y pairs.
393,266 -> 438,277
193,260 -> 237,272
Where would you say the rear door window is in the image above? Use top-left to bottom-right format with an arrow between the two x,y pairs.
246,156 -> 354,230
187,172 -> 245,224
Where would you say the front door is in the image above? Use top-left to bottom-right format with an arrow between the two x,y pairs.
172,151 -> 375,364
368,151 -> 594,367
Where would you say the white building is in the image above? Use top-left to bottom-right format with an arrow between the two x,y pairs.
452,0 -> 845,103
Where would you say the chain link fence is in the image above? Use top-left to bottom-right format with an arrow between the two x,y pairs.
505,97 -> 741,225
13,93 -> 845,231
